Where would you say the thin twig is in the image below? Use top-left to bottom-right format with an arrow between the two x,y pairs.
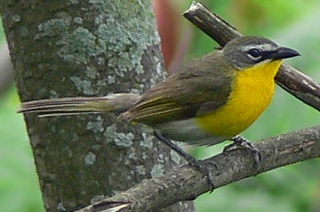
0,42 -> 13,95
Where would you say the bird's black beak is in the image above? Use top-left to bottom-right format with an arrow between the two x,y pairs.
269,47 -> 300,60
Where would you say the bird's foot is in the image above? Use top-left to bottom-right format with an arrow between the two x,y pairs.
187,158 -> 217,192
223,135 -> 262,171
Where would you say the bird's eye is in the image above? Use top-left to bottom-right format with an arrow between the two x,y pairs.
247,48 -> 262,58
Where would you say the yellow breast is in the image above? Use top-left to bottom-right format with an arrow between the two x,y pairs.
196,60 -> 283,137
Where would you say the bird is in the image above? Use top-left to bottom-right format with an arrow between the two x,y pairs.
18,36 -> 300,189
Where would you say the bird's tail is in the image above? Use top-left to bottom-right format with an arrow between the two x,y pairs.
17,93 -> 140,117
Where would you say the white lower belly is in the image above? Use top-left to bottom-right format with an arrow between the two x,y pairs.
155,118 -> 229,146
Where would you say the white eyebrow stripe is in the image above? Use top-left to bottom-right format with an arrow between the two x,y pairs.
240,44 -> 276,51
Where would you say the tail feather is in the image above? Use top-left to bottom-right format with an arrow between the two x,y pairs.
17,93 -> 140,117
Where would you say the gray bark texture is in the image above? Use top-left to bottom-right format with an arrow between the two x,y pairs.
0,1 -> 194,211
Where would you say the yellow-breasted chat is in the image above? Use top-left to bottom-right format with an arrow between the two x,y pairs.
18,36 -> 300,188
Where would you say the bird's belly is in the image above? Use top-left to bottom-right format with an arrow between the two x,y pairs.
196,90 -> 273,137
155,118 -> 228,146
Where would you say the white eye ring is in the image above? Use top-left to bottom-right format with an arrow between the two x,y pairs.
247,48 -> 262,60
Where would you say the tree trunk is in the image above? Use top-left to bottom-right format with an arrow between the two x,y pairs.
0,1 -> 194,211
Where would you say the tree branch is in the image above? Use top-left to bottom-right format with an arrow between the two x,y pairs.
77,125 -> 320,212
184,1 -> 320,112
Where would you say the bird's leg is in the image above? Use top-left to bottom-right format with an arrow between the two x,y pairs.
223,135 -> 262,171
153,130 -> 215,191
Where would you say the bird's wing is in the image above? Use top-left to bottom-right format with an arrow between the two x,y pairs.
122,52 -> 234,126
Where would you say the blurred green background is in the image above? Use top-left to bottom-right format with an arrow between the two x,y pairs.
1,0 -> 320,211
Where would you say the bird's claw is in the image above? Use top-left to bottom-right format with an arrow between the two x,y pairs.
224,135 -> 262,171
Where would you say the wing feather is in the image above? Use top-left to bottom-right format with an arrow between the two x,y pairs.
123,51 -> 234,126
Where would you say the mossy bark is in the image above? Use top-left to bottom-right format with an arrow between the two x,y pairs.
0,1 -> 194,211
